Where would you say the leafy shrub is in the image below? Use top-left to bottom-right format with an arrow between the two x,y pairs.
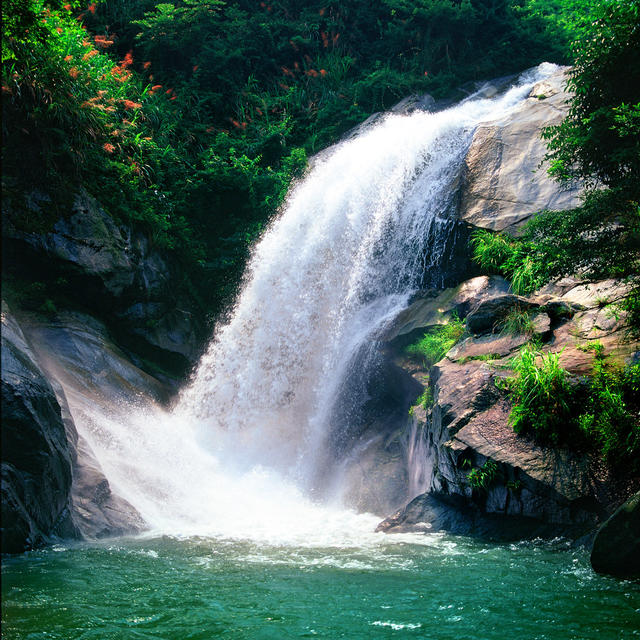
505,345 -> 577,445
470,229 -> 546,295
499,305 -> 535,336
467,459 -> 499,491
504,342 -> 639,470
577,349 -> 640,470
405,315 -> 465,368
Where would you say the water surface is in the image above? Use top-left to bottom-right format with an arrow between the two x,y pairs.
3,533 -> 638,639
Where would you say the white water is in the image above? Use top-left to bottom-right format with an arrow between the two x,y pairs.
73,63 -> 559,545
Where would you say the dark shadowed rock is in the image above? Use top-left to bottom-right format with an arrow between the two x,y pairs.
3,191 -> 205,374
1,303 -> 78,553
466,294 -> 538,335
16,310 -> 155,541
590,492 -> 640,578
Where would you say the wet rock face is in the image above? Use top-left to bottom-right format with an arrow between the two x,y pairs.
1,304 -> 77,553
459,66 -> 583,234
590,492 -> 640,578
1,303 -> 149,552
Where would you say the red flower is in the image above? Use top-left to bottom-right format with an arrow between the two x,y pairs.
103,143 -> 115,153
69,67 -> 80,79
122,99 -> 142,109
143,61 -> 152,70
88,3 -> 97,15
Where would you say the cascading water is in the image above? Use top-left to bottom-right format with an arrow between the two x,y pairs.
73,63 -> 560,544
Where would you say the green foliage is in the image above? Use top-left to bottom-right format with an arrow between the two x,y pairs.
504,343 -> 639,471
1,0 -> 606,318
405,315 -> 465,368
416,386 -> 433,410
542,0 -> 640,190
470,229 -> 545,295
577,348 -> 640,470
467,459 -> 499,491
506,345 -> 576,445
499,305 -> 535,336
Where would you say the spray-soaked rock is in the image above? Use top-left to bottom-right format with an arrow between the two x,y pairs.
1,302 -> 78,552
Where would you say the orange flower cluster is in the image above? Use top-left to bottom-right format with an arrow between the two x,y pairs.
121,51 -> 134,68
82,49 -> 98,61
94,35 -> 114,49
143,61 -> 152,70
103,142 -> 115,153
64,54 -> 73,62
69,67 -> 80,79
87,3 -> 97,15
122,99 -> 142,109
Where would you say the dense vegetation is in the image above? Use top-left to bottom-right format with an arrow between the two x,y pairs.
504,342 -> 640,473
2,0 -> 598,317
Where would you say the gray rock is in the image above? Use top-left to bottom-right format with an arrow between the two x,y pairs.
459,66 -> 583,234
17,310 -> 162,541
382,275 -> 510,342
1,303 -> 78,552
3,190 -> 205,371
71,436 -> 145,539
591,492 -> 640,578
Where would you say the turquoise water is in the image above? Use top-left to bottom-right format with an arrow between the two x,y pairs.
2,533 -> 639,639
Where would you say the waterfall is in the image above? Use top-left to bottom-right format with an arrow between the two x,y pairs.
73,63 -> 559,543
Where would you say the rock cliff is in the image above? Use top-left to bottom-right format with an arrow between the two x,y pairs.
376,278 -> 637,539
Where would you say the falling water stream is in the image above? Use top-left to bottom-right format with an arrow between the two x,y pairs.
3,63 -> 639,638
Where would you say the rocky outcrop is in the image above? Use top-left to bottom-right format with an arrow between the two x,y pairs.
1,302 -> 152,552
378,278 -> 638,539
458,66 -> 583,234
1,303 -> 77,552
2,191 -> 205,377
590,492 -> 640,578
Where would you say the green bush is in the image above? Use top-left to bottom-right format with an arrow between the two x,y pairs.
467,459 -> 499,492
505,345 -> 577,445
470,229 -> 546,295
504,342 -> 639,470
405,315 -> 465,369
577,348 -> 640,470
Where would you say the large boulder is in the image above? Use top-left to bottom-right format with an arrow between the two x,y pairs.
459,66 -> 583,234
4,307 -> 153,546
1,303 -> 78,552
590,492 -> 640,578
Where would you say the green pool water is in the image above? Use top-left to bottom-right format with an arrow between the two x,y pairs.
2,533 -> 639,639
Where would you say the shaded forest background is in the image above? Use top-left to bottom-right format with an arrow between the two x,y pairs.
0,0 -> 625,319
